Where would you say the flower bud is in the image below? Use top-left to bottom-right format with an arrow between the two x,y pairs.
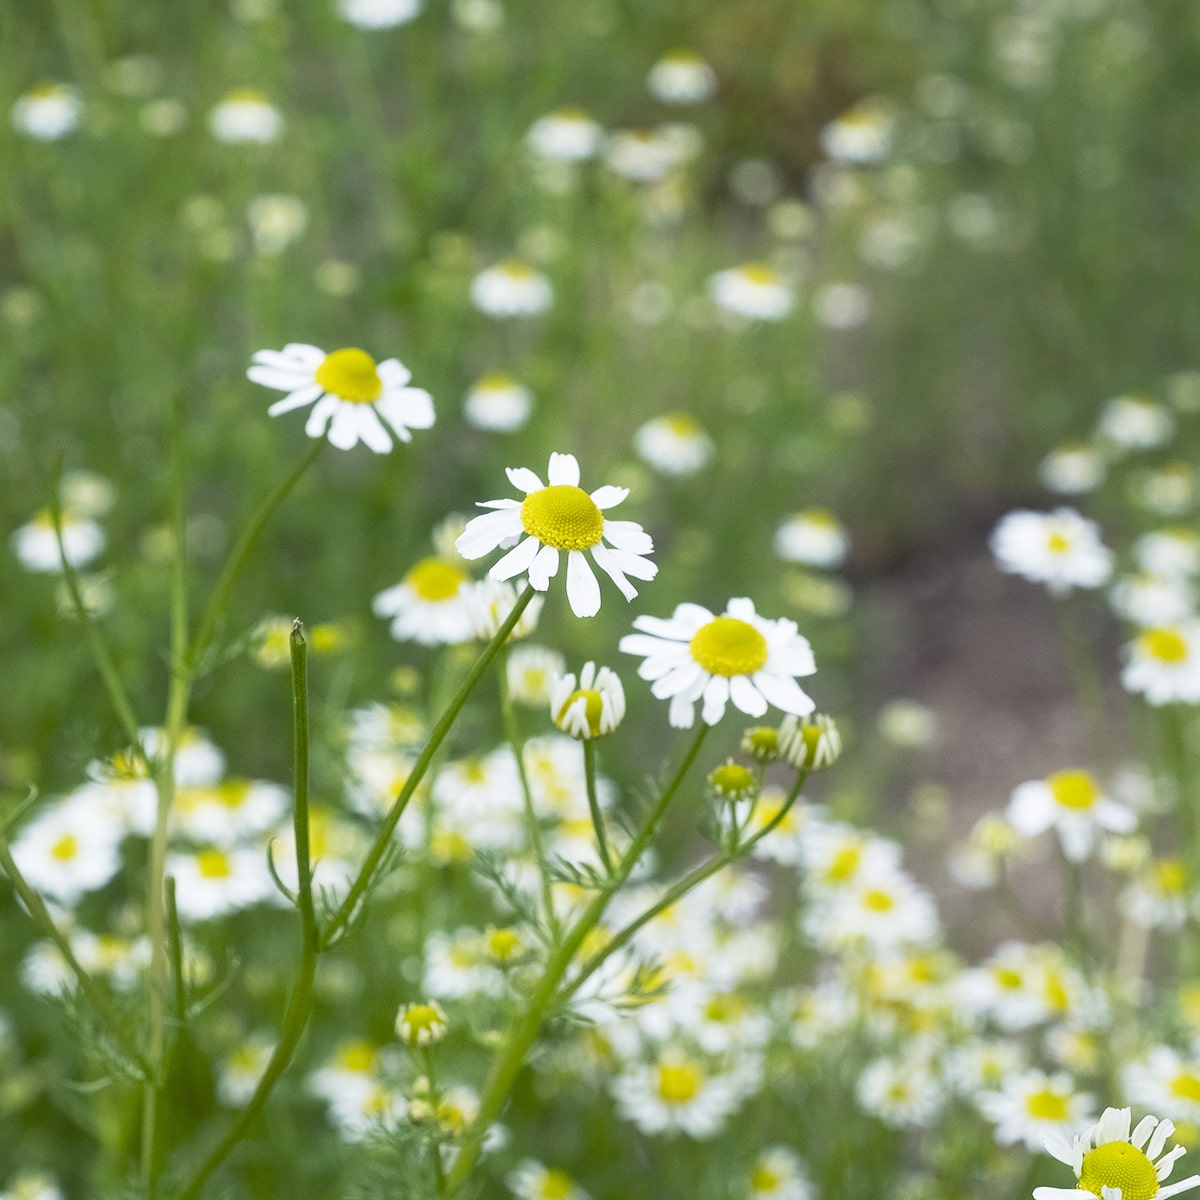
707,759 -> 757,802
740,725 -> 779,763
395,1000 -> 449,1048
550,662 -> 625,739
777,713 -> 841,770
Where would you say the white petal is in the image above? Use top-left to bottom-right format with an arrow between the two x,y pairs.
377,387 -> 434,434
1043,1132 -> 1079,1166
1131,1116 -> 1158,1152
376,357 -> 413,387
651,660 -> 704,698
281,342 -> 325,361
490,535 -> 541,581
566,551 -> 602,617
631,614 -> 694,641
751,670 -> 815,715
250,366 -> 316,391
547,452 -> 580,486
1032,1191 -> 1089,1199
591,544 -> 638,601
1101,1189 -> 1122,1200
266,383 -> 323,415
1007,784 -> 1057,836
1157,1146 -> 1188,1181
598,542 -> 658,581
701,674 -> 730,725
619,633 -> 676,658
456,510 -> 523,559
668,692 -> 697,729
355,406 -> 394,454
476,498 -> 522,510
730,674 -> 769,717
590,485 -> 629,510
726,597 -> 757,621
1096,1108 -> 1132,1146
528,544 -> 560,590
1096,799 -> 1137,833
326,406 -> 362,450
506,467 -> 544,494
603,519 -> 654,553
1159,1175 -> 1200,1198
1149,1120 -> 1176,1161
304,395 -> 341,438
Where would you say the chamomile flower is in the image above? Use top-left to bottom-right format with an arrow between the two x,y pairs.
507,1161 -> 591,1200
820,99 -> 894,163
745,1146 -> 813,1200
526,108 -> 604,162
773,509 -> 849,569
208,89 -> 283,143
707,263 -> 795,321
0,1173 -> 63,1200
395,1000 -> 449,1048
621,598 -> 815,729
1040,443 -> 1106,495
1121,859 -> 1191,929
12,509 -> 105,573
463,374 -> 534,432
337,0 -> 422,28
1034,1105 -> 1200,1200
633,413 -> 714,477
455,452 -> 657,619
172,778 -> 289,845
11,84 -> 82,140
1098,395 -> 1175,451
506,645 -> 566,706
551,662 -> 625,739
217,1033 -> 275,1105
647,51 -> 717,104
1110,573 -> 1195,628
1136,531 -> 1200,579
980,1070 -> 1094,1150
373,557 -> 474,645
9,800 -> 123,905
611,1049 -> 745,1138
1122,623 -> 1200,705
1008,770 -> 1137,861
248,343 -> 435,453
470,261 -> 553,317
605,128 -> 686,183
856,1054 -> 943,1128
464,578 -> 544,640
165,846 -> 275,921
991,508 -> 1113,595
1123,1049 -> 1200,1125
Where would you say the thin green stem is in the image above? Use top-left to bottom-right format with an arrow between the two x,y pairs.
321,585 -> 537,949
169,617 -> 320,1200
582,740 -> 614,874
441,723 -> 709,1196
0,835 -> 151,1076
420,1047 -> 446,1193
188,439 -> 323,673
498,658 -> 559,937
165,876 -> 186,1027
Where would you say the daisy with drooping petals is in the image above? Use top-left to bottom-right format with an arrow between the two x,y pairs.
620,598 -> 816,728
454,452 -> 657,618
550,662 -> 625,739
248,343 -> 434,453
1034,1105 -> 1200,1200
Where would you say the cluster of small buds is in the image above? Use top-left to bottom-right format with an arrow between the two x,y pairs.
550,662 -> 625,740
395,1000 -> 449,1048
778,713 -> 842,770
707,759 -> 758,802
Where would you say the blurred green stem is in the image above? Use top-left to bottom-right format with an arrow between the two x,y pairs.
582,740 -> 614,874
321,586 -> 536,950
441,723 -> 709,1196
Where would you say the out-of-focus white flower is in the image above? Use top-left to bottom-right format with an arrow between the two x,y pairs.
9,799 -> 123,905
647,50 -> 717,104
1008,769 -> 1136,861
611,1048 -> 748,1138
11,84 -> 81,140
1039,443 -> 1105,495
1109,572 -> 1195,628
813,282 -> 871,330
337,0 -> 422,28
12,510 -> 105,573
773,510 -> 848,569
470,261 -> 553,317
708,263 -> 794,321
247,194 -> 307,255
1135,529 -> 1200,579
463,374 -> 534,432
820,100 -> 893,164
165,846 -> 276,920
208,89 -> 283,143
990,508 -> 1112,595
505,645 -> 565,707
605,128 -> 686,183
373,557 -> 474,645
526,108 -> 604,162
1123,623 -> 1200,705
1098,394 -> 1175,451
507,1160 -> 590,1200
633,413 -> 713,477
978,1070 -> 1094,1151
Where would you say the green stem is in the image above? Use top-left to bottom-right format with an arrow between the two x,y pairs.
187,439 -> 323,673
165,876 -> 186,1027
498,658 -> 559,937
170,618 -> 319,1200
441,724 -> 709,1196
582,740 -> 614,874
321,585 -> 536,949
0,835 -> 151,1076
421,1047 -> 446,1193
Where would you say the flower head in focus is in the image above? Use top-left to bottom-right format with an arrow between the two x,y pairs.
551,662 -> 625,739
248,343 -> 434,452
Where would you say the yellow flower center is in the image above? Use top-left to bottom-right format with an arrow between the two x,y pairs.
50,834 -> 78,862
500,260 -> 535,279
485,927 -> 523,961
689,616 -> 769,677
557,687 -> 605,736
740,263 -> 779,285
826,844 -> 862,883
751,1166 -> 781,1192
398,1003 -> 444,1043
215,780 -> 252,809
196,849 -> 232,879
334,1041 -> 376,1072
477,373 -> 516,391
1141,628 -> 1189,664
798,508 -> 838,528
1048,769 -> 1100,811
1024,1088 -> 1069,1121
1078,1141 -> 1159,1200
405,557 -> 467,602
224,88 -> 269,104
664,413 -> 700,436
1156,859 -> 1186,894
1172,1072 -> 1200,1102
993,965 -> 1024,989
709,761 -> 755,797
540,1170 -> 574,1200
314,347 -> 383,404
657,1062 -> 702,1104
520,485 -> 604,551
1046,531 -> 1072,554
862,888 -> 896,912
703,992 -> 747,1022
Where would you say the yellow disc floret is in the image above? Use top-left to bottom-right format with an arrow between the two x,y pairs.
1048,769 -> 1100,811
557,688 -> 605,736
196,849 -> 232,879
405,557 -> 467,601
520,485 -> 604,550
1024,1089 -> 1069,1121
1142,628 -> 1189,664
315,347 -> 383,404
1078,1141 -> 1159,1200
540,1170 -> 574,1200
657,1062 -> 702,1104
689,616 -> 769,677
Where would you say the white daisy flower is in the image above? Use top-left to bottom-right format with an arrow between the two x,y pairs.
246,193 -> 307,255
550,661 -> 625,740
526,108 -> 604,162
1135,530 -> 1200,579
1007,769 -> 1137,861
11,84 -> 82,140
1098,395 -> 1175,451
611,1050 -> 746,1138
604,128 -> 686,183
990,508 -> 1113,595
207,88 -> 283,143
9,799 -> 123,905
1138,463 -> 1195,517
620,598 -> 816,728
11,509 -> 105,573
140,726 -> 226,787
1040,443 -> 1105,495
507,1160 -> 591,1200
647,50 -> 717,104
247,343 -> 434,453
819,100 -> 893,164
59,470 -> 115,518
746,1146 -> 813,1200
813,282 -> 871,330
1124,1048 -> 1200,1124
633,413 -> 714,477
470,261 -> 553,317
773,509 -> 849,569
463,374 -> 534,432
372,557 -> 475,645
394,999 -> 449,1047
1110,573 -> 1195,628
337,0 -> 422,28
855,1055 -> 942,1128
707,263 -> 795,321
1122,623 -> 1200,705
979,1070 -> 1094,1150
172,778 -> 289,845
1120,859 -> 1190,930
165,846 -> 276,921
455,452 -> 657,618
506,644 -> 566,707
1034,1105 -> 1200,1200
0,1172 -> 63,1200
217,1032 -> 275,1106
